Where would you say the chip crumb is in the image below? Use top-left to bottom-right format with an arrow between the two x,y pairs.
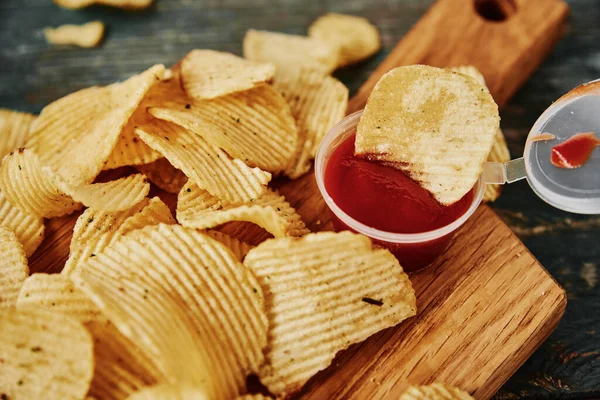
44,21 -> 105,48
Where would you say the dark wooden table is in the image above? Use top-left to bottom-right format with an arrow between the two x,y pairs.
1,0 -> 599,398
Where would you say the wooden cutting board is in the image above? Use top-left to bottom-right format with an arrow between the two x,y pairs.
29,0 -> 569,398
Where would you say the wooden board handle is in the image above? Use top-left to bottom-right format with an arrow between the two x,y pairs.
348,0 -> 569,113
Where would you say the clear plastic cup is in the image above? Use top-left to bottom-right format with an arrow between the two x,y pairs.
315,110 -> 485,272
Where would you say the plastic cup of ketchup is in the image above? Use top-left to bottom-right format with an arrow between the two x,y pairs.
315,110 -> 485,273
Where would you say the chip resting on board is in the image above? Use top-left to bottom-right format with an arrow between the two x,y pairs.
44,21 -> 105,48
273,67 -> 348,178
135,158 -> 188,194
62,197 -> 174,276
0,109 -> 36,159
149,84 -> 298,174
355,65 -> 500,205
244,29 -> 339,74
54,0 -> 153,9
243,231 -> 416,396
127,384 -> 209,400
0,190 -> 44,257
0,227 -> 29,310
399,383 -> 474,400
136,119 -> 271,203
74,224 -> 269,399
26,64 -> 164,186
308,13 -> 380,67
177,182 -> 309,238
181,50 -> 275,100
0,309 -> 94,400
205,230 -> 254,261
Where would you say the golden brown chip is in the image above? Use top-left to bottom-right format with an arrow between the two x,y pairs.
355,65 -> 500,205
0,309 -> 94,400
235,395 -> 273,400
244,231 -> 416,396
0,227 -> 29,310
205,230 -> 254,261
181,50 -> 276,100
177,181 -> 309,238
400,383 -> 474,400
44,21 -> 105,48
149,84 -> 298,174
0,109 -> 36,159
135,158 -> 188,194
243,29 -> 339,74
273,67 -> 348,178
136,119 -> 271,203
27,64 -> 165,186
74,224 -> 268,399
448,65 -> 486,85
308,13 -> 380,67
62,197 -> 174,276
127,384 -> 209,400
0,190 -> 44,257
54,0 -> 153,9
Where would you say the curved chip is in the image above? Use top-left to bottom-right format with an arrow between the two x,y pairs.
27,64 -> 165,186
0,309 -> 94,400
205,230 -> 254,261
273,67 -> 348,178
355,65 -> 500,205
44,21 -> 105,48
0,109 -> 36,159
243,29 -> 339,74
243,231 -> 417,396
177,182 -> 309,238
136,119 -> 271,203
74,224 -> 268,399
308,13 -> 380,68
0,190 -> 44,257
149,84 -> 298,174
236,395 -> 273,400
135,158 -> 188,194
54,0 -> 153,10
400,383 -> 474,400
0,227 -> 29,310
127,384 -> 209,400
62,197 -> 174,276
181,50 -> 275,100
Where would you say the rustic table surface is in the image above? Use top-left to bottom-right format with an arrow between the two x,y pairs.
1,0 -> 599,398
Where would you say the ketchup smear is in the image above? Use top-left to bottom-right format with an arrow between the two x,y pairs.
550,132 -> 600,169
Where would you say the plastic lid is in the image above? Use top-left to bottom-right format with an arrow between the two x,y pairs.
524,79 -> 600,214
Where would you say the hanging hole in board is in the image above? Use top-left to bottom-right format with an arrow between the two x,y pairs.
474,0 -> 518,22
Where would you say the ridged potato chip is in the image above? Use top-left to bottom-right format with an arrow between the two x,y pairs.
177,181 -> 309,238
181,50 -> 275,100
74,224 -> 269,399
0,309 -> 94,400
44,21 -> 105,48
136,119 -> 271,203
309,13 -> 380,68
243,29 -> 339,74
273,67 -> 348,178
244,231 -> 417,396
400,383 -> 474,400
0,227 -> 29,309
27,64 -> 165,186
149,84 -> 298,174
0,109 -> 36,159
54,0 -> 153,9
136,158 -> 188,194
0,190 -> 44,257
205,230 -> 254,261
355,65 -> 500,205
62,197 -> 174,276
127,384 -> 209,400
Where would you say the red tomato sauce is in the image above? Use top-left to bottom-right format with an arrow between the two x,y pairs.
550,132 -> 600,169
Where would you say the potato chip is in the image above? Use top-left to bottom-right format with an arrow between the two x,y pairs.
149,84 -> 298,174
205,230 -> 254,261
400,383 -> 474,400
127,384 -> 209,400
27,64 -> 165,186
136,158 -> 188,194
236,395 -> 272,400
0,227 -> 29,310
177,181 -> 309,238
0,190 -> 44,257
136,119 -> 271,203
0,309 -> 94,400
244,231 -> 417,396
62,197 -> 174,276
181,50 -> 276,100
74,224 -> 268,399
355,65 -> 500,205
54,0 -> 153,9
0,109 -> 36,159
273,67 -> 348,178
44,21 -> 105,48
308,13 -> 380,67
243,29 -> 339,74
